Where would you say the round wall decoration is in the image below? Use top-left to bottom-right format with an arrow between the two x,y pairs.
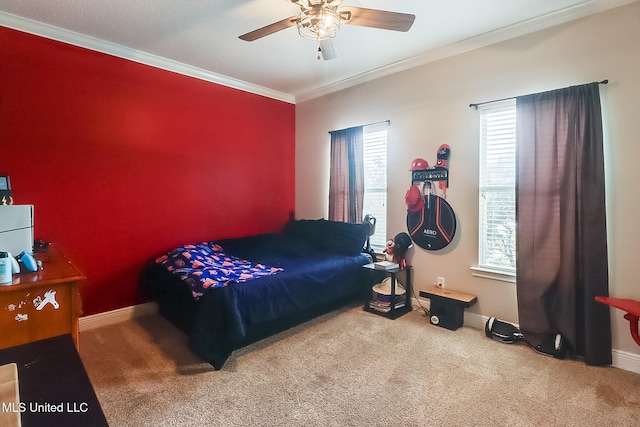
406,192 -> 456,250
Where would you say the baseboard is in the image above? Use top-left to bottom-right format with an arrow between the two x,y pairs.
611,349 -> 640,374
79,302 -> 158,331
413,297 -> 640,374
462,311 -> 490,330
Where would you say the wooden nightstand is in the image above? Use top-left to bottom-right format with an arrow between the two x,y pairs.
0,245 -> 84,350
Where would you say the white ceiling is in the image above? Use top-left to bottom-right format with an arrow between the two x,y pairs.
0,0 -> 635,102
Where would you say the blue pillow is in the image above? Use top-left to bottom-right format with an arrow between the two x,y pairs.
283,219 -> 368,256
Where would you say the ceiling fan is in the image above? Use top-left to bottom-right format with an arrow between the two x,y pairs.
239,0 -> 415,60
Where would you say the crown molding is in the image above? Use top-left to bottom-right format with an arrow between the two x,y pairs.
295,0 -> 639,103
2,0 -> 636,105
0,11 -> 296,104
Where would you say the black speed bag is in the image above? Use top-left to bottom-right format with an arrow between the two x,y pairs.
407,194 -> 456,250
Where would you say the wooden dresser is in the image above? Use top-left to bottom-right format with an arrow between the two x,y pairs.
0,245 -> 84,350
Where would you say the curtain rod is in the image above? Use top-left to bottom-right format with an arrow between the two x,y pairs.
329,120 -> 390,134
468,80 -> 609,109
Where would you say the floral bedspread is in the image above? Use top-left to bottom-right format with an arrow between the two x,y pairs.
155,242 -> 283,300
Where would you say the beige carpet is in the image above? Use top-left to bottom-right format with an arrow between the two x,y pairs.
79,304 -> 640,426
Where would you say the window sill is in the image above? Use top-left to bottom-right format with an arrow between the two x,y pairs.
470,266 -> 516,283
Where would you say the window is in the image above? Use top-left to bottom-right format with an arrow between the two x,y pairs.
362,122 -> 388,252
478,100 -> 516,274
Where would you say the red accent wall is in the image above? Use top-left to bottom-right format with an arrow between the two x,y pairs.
0,27 -> 295,316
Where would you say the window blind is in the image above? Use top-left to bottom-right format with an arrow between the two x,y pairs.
362,122 -> 388,252
478,100 -> 516,272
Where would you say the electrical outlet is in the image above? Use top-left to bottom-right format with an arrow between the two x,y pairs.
437,276 -> 445,288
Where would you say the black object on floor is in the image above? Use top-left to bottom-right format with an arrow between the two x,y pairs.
0,334 -> 108,427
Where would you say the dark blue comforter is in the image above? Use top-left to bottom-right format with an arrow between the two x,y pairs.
143,224 -> 371,369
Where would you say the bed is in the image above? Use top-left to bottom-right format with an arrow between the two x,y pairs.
141,218 -> 372,369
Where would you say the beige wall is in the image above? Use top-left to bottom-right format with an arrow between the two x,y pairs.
295,2 -> 640,358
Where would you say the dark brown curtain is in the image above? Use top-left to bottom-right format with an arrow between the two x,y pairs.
515,82 -> 611,365
328,126 -> 364,223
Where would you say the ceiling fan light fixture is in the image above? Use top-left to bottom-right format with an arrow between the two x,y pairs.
297,6 -> 340,41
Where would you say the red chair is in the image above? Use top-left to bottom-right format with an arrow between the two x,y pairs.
595,296 -> 640,346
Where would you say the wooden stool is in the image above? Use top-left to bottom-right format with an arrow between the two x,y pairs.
420,286 -> 477,330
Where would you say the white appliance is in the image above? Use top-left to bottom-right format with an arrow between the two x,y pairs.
0,205 -> 34,255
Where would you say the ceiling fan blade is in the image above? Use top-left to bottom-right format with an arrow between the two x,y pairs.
239,16 -> 297,41
340,7 -> 415,32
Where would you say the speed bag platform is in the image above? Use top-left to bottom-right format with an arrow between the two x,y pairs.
407,194 -> 456,251
419,286 -> 477,330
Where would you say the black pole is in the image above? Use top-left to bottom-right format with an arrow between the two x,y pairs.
469,80 -> 609,109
